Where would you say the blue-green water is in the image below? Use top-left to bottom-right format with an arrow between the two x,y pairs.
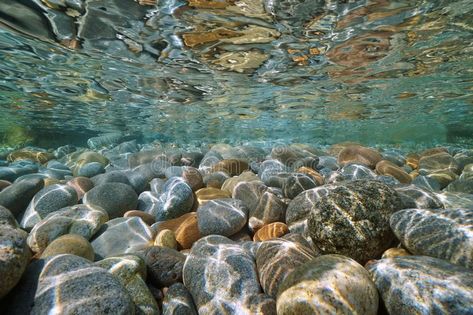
0,0 -> 472,148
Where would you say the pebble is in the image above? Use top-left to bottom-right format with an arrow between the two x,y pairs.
76,161 -> 105,177
162,283 -> 198,315
282,173 -> 317,199
0,177 -> 44,219
154,229 -> 177,249
66,176 -> 94,200
381,247 -> 411,259
337,145 -> 383,169
277,254 -> 378,315
91,216 -> 155,259
308,180 -> 401,263
124,210 -> 156,225
96,255 -> 160,315
83,182 -> 138,218
183,235 -> 275,314
0,179 -> 11,191
182,166 -> 204,191
249,190 -> 287,232
40,234 -> 95,260
31,254 -> 134,314
197,198 -> 248,237
27,204 -> 108,253
154,177 -> 194,221
367,256 -> 473,315
340,163 -> 377,180
153,212 -> 201,250
253,222 -> 289,241
375,160 -> 411,183
0,205 -> 19,227
256,234 -> 317,297
91,170 -> 131,186
195,187 -> 231,206
419,151 -> 460,175
221,170 -> 260,194
137,246 -> 186,287
20,183 -> 78,230
395,184 -> 444,209
390,208 -> 473,268
0,223 -> 31,298
296,166 -> 324,185
203,171 -> 230,188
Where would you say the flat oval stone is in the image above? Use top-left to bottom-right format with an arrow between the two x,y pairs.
0,225 -> 30,298
153,212 -> 200,250
390,208 -> 473,268
376,160 -> 411,183
253,222 -> 289,242
249,191 -> 287,232
41,234 -> 95,261
296,167 -> 324,185
27,204 -> 108,253
137,246 -> 186,287
197,198 -> 248,237
308,180 -> 402,263
20,184 -> 78,230
76,161 -> 105,177
337,145 -> 383,169
367,256 -> 473,315
32,254 -> 134,314
162,283 -> 198,315
83,182 -> 138,219
91,217 -> 155,259
277,254 -> 378,315
256,234 -> 317,297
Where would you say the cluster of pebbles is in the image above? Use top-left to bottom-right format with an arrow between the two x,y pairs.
0,139 -> 472,314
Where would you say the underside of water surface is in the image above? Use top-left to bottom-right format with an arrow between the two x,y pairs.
0,0 -> 472,149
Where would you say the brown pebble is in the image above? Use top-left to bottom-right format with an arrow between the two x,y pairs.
195,187 -> 231,207
253,222 -> 289,242
375,160 -> 411,184
182,167 -> 204,191
381,247 -> 411,259
406,153 -> 420,170
155,213 -> 200,250
67,177 -> 94,200
41,234 -> 94,261
420,147 -> 448,158
337,145 -> 383,169
211,159 -> 249,176
296,167 -> 324,185
124,210 -> 156,226
154,229 -> 177,249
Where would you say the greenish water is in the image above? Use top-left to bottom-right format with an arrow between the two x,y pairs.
0,0 -> 472,148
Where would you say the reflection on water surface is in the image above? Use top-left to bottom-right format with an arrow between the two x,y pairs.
0,0 -> 472,148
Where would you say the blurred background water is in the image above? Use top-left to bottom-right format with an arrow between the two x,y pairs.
0,0 -> 472,149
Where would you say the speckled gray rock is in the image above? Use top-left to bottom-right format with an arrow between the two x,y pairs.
277,254 -> 378,315
154,177 -> 194,221
183,235 -> 276,314
0,224 -> 31,298
0,177 -> 44,219
137,246 -> 186,287
91,217 -> 155,259
390,208 -> 473,269
32,254 -> 135,314
20,184 -> 78,230
96,255 -> 159,315
162,283 -> 198,315
138,191 -> 160,214
308,180 -> 402,263
77,162 -> 105,177
367,255 -> 473,315
285,185 -> 335,235
27,204 -> 108,253
395,185 -> 444,209
0,205 -> 18,227
282,173 -> 318,199
83,182 -> 138,218
258,160 -> 287,186
256,234 -> 317,297
233,181 -> 267,212
197,198 -> 248,236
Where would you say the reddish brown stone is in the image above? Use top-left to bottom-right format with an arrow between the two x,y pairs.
124,210 -> 156,226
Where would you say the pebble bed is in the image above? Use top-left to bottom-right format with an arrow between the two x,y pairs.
0,139 -> 472,314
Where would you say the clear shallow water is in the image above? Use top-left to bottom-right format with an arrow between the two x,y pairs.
0,0 -> 472,148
